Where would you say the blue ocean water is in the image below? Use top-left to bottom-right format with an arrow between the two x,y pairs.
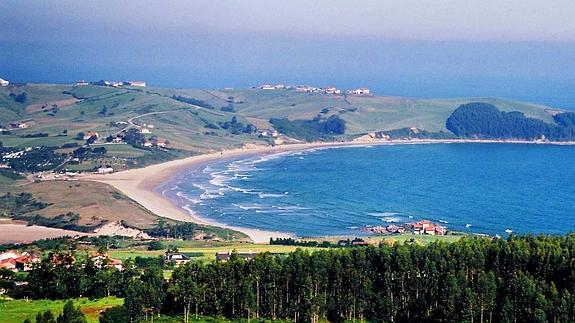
158,143 -> 575,237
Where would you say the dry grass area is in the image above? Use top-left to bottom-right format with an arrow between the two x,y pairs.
26,98 -> 80,113
22,181 -> 162,229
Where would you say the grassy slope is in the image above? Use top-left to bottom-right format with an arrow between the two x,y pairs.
0,84 -> 268,152
21,181 -> 162,229
1,84 -> 560,147
119,87 -> 561,135
1,297 -> 123,323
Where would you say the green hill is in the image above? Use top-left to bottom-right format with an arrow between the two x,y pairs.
0,83 -> 562,152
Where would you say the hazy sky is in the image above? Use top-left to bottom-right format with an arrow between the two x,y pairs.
2,0 -> 575,42
2,1 -> 575,108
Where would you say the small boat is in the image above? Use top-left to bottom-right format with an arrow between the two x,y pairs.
465,224 -> 472,228
439,220 -> 448,224
505,229 -> 513,234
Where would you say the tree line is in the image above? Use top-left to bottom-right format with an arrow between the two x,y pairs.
5,234 -> 575,322
446,102 -> 575,141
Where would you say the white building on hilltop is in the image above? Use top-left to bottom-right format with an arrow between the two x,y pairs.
347,88 -> 371,95
0,78 -> 9,87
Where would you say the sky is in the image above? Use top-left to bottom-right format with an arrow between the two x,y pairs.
2,0 -> 575,42
1,1 -> 574,108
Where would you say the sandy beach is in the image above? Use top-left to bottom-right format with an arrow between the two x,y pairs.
81,138 -> 575,243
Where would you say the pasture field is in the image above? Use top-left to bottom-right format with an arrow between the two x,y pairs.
0,297 -> 123,323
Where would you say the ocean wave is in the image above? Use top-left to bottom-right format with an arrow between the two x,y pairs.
258,193 -> 286,198
368,212 -> 400,217
233,203 -> 265,210
175,191 -> 201,204
277,205 -> 309,210
381,217 -> 402,223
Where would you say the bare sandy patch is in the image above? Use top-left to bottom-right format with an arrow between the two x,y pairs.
0,224 -> 91,244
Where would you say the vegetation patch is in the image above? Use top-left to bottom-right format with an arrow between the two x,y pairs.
12,212 -> 106,232
446,102 -> 575,140
171,95 -> 214,109
0,192 -> 50,217
270,115 -> 346,141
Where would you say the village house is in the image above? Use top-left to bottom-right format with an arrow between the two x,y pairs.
258,84 -> 275,90
216,251 -> 258,262
0,78 -> 10,87
351,239 -> 369,246
83,131 -> 99,140
97,167 -> 114,174
91,253 -> 124,271
10,122 -> 28,129
347,88 -> 371,95
125,81 -> 146,87
324,87 -> 341,94
0,251 -> 41,271
164,252 -> 191,266
75,80 -> 89,86
411,220 -> 447,236
140,128 -> 152,134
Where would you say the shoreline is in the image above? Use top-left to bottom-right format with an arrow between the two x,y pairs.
81,138 -> 575,243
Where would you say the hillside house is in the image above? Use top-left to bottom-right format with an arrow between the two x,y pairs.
97,167 -> 114,174
83,131 -> 99,140
10,122 -> 28,129
125,81 -> 146,87
324,87 -> 341,94
1,78 -> 10,86
141,128 -> 152,134
75,80 -> 89,86
347,88 -> 371,95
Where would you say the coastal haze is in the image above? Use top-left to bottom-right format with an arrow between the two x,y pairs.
2,1 -> 575,108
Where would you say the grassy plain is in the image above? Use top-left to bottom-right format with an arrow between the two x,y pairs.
0,296 -> 123,323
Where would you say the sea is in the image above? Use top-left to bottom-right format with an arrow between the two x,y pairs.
157,143 -> 575,237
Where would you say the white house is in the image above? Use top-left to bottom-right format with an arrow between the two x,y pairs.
324,87 -> 341,94
97,167 -> 114,174
0,78 -> 9,87
347,88 -> 371,95
140,128 -> 151,134
126,81 -> 146,87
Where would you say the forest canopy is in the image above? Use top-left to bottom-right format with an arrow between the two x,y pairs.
446,102 -> 575,140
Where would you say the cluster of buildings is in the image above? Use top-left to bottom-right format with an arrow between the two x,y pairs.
411,220 -> 447,235
77,80 -> 146,88
255,83 -> 371,96
0,250 -> 41,271
361,220 -> 447,236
